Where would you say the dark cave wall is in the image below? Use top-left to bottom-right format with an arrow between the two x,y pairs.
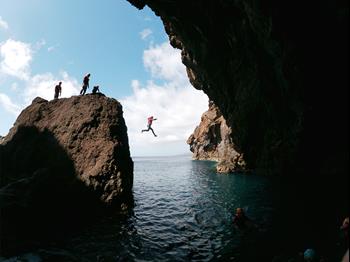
127,1 -> 348,257
127,0 -> 348,178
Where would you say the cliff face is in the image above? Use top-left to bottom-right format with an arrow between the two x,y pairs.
127,0 -> 348,177
0,94 -> 133,255
187,101 -> 245,173
127,1 -> 348,250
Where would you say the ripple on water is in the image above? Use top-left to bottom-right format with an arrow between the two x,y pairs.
9,156 -> 276,261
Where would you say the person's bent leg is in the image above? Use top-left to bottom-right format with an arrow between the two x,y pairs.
150,127 -> 157,137
142,126 -> 152,133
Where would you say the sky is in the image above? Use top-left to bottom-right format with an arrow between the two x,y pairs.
0,0 -> 208,156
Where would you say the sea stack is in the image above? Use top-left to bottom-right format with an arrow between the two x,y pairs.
0,94 -> 133,255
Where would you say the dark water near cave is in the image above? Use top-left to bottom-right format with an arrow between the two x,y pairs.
3,155 -> 347,261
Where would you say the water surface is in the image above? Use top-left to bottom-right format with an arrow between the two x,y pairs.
5,156 -> 279,261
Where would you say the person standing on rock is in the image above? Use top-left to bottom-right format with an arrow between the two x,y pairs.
54,81 -> 62,99
80,73 -> 90,95
141,116 -> 157,137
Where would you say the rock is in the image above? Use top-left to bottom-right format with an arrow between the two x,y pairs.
127,1 -> 348,259
126,0 -> 349,178
216,154 -> 246,173
0,94 -> 133,255
187,101 -> 246,173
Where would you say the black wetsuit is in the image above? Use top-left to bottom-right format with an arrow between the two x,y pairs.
80,76 -> 89,95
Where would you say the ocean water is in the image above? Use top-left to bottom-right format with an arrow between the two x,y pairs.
1,156 -> 282,261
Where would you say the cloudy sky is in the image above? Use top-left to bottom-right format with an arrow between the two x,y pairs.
0,0 -> 208,156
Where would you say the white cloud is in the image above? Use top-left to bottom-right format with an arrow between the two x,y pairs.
0,39 -> 32,80
121,42 -> 208,156
143,42 -> 188,85
139,28 -> 152,40
0,38 -> 79,107
24,71 -> 80,104
0,16 -> 9,30
0,93 -> 21,115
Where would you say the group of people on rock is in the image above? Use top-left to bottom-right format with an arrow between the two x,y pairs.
53,73 -> 158,137
53,73 -> 100,100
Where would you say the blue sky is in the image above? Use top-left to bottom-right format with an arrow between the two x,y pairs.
0,0 -> 208,156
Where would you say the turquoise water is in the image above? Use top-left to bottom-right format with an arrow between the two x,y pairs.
5,156 -> 279,261
123,156 -> 275,261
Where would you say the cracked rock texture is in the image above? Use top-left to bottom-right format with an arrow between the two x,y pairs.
187,101 -> 245,173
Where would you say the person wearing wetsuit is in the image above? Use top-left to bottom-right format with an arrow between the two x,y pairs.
54,81 -> 62,99
141,116 -> 157,137
232,208 -> 252,229
80,73 -> 90,95
92,85 -> 100,94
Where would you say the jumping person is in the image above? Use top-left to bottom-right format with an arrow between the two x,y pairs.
80,73 -> 90,95
54,81 -> 62,99
141,116 -> 157,137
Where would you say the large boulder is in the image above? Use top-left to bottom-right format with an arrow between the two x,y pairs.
0,94 -> 133,255
187,101 -> 246,173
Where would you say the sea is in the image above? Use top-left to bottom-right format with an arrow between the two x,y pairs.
1,155 -> 346,261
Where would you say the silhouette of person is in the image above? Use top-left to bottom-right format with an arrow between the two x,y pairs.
54,81 -> 62,99
232,208 -> 254,229
141,116 -> 157,137
340,217 -> 349,240
92,85 -> 100,94
340,217 -> 349,255
80,73 -> 90,95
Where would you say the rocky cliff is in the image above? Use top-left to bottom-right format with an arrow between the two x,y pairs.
127,0 -> 348,177
127,1 -> 348,257
187,101 -> 245,173
0,94 -> 133,255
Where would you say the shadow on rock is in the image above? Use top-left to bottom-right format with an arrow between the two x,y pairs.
0,126 -> 129,256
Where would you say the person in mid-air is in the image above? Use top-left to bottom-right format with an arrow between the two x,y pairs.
80,73 -> 90,95
141,116 -> 157,137
54,81 -> 62,99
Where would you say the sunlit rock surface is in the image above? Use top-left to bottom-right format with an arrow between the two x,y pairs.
187,101 -> 245,173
